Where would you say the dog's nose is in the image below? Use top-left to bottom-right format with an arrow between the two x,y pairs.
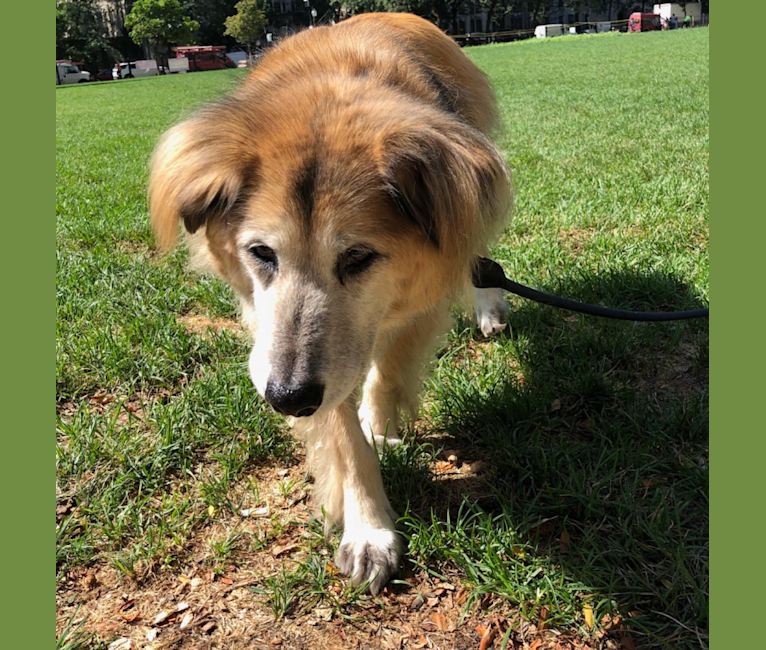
264,381 -> 324,417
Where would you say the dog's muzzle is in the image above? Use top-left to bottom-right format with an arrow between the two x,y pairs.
264,381 -> 325,417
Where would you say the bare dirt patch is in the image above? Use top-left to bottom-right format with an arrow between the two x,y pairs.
557,226 -> 647,256
57,443 -> 638,650
176,314 -> 244,338
57,557 -> 636,650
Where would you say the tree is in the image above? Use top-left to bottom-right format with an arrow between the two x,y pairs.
56,0 -> 113,70
224,0 -> 267,55
125,0 -> 200,68
181,1 -> 240,48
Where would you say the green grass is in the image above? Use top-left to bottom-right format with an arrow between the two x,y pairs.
56,29 -> 708,649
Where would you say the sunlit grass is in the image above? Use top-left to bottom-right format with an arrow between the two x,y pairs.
56,29 -> 708,649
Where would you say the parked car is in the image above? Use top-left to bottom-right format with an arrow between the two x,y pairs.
113,61 -> 160,80
628,13 -> 662,32
173,46 -> 237,72
56,62 -> 91,85
92,68 -> 114,82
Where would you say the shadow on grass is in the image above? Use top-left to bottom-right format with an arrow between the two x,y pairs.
383,269 -> 708,649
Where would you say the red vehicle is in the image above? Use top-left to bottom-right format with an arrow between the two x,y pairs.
173,46 -> 236,72
628,12 -> 661,32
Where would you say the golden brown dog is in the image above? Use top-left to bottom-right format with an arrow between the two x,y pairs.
149,12 -> 512,594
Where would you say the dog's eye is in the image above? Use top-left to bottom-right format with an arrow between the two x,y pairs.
342,247 -> 377,272
337,247 -> 379,283
249,244 -> 278,269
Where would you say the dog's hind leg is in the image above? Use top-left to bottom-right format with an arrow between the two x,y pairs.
359,306 -> 451,449
305,400 -> 402,595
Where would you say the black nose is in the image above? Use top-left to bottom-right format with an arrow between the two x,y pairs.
264,381 -> 324,417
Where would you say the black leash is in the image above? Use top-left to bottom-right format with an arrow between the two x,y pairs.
472,257 -> 709,322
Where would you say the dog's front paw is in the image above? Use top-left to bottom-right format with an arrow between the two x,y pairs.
336,528 -> 403,595
474,286 -> 508,336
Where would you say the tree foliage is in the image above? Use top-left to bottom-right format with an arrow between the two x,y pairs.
181,1 -> 240,47
56,0 -> 112,67
224,0 -> 267,51
124,0 -> 200,47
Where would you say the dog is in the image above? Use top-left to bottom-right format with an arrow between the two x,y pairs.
149,12 -> 512,594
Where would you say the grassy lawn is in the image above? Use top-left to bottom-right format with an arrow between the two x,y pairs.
56,28 -> 708,650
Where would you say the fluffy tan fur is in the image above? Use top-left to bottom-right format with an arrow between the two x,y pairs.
149,13 -> 512,594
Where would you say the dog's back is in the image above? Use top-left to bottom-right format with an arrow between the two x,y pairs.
239,13 -> 499,136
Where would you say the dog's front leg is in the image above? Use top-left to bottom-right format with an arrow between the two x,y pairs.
309,399 -> 402,594
473,286 -> 509,336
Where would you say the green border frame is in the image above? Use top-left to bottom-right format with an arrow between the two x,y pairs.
713,3 -> 760,649
1,1 -> 51,648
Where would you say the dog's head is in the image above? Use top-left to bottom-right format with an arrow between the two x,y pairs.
149,87 -> 510,417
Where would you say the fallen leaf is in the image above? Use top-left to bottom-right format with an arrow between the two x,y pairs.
583,603 -> 594,629
431,611 -> 447,631
435,461 -> 455,473
108,640 -> 132,650
325,562 -> 339,576
539,606 -> 549,630
271,543 -> 299,557
410,595 -> 425,611
475,624 -> 487,636
153,611 -> 171,626
529,639 -> 542,650
219,576 -> 234,585
119,600 -> 141,623
550,398 -> 562,411
479,624 -> 498,650
179,612 -> 193,629
455,589 -> 468,606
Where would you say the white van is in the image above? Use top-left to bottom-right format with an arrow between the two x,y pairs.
534,24 -> 566,38
56,63 -> 91,85
113,61 -> 160,80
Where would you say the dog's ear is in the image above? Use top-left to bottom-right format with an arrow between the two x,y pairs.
149,117 -> 259,251
381,124 -> 511,260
